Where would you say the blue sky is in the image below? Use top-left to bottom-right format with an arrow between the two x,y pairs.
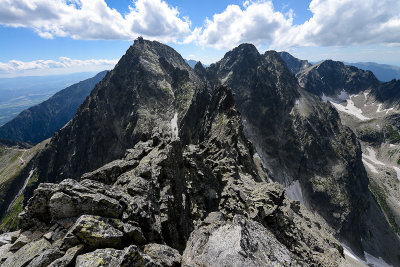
0,0 -> 399,77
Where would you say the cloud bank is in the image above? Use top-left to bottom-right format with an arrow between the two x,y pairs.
0,0 -> 399,49
0,57 -> 117,77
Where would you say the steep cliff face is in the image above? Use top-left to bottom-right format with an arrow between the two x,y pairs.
297,60 -> 380,97
205,45 -> 369,253
0,86 -> 348,266
278,51 -> 312,74
296,57 -> 400,266
34,39 -> 203,187
373,79 -> 400,106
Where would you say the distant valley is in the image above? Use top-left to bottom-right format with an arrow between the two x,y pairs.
0,72 -> 100,126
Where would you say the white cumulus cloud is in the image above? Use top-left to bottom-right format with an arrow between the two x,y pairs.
190,0 -> 400,49
0,0 -> 399,49
275,0 -> 400,48
0,0 -> 191,42
185,1 -> 293,49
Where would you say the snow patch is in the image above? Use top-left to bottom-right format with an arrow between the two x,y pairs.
376,103 -> 394,114
321,93 -> 335,103
337,90 -> 350,101
170,112 -> 179,139
365,251 -> 392,267
322,90 -> 370,121
342,244 -> 365,264
362,159 -> 379,174
390,144 -> 397,148
330,100 -> 370,121
363,147 -> 385,166
285,180 -> 305,204
342,244 -> 392,267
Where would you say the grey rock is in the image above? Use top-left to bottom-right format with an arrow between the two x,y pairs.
9,233 -> 30,251
75,248 -> 124,267
1,238 -> 50,267
43,231 -> 53,241
0,230 -> 20,246
48,244 -> 84,267
27,248 -> 64,267
0,244 -> 13,263
279,51 -> 312,74
64,215 -> 124,249
81,159 -> 139,185
182,214 -> 298,266
76,246 -> 161,267
5,39 -> 382,266
143,243 -> 181,267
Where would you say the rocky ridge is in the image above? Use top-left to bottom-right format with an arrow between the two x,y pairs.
279,51 -> 312,74
0,40 -> 393,266
205,45 -> 370,254
0,85 -> 347,266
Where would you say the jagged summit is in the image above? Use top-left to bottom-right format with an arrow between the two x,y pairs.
32,38 -> 204,186
297,59 -> 380,96
278,51 -> 312,74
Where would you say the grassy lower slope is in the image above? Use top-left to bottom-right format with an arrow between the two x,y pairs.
0,139 -> 49,232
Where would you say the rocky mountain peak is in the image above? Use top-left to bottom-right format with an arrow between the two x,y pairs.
298,59 -> 380,96
30,38 -> 204,188
278,51 -> 312,74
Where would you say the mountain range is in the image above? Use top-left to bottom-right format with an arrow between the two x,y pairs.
0,39 -> 399,266
279,51 -> 400,82
0,71 -> 107,144
346,62 -> 400,82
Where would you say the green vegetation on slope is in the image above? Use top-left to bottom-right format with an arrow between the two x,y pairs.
369,180 -> 400,234
0,140 -> 49,232
0,194 -> 23,232
386,125 -> 400,143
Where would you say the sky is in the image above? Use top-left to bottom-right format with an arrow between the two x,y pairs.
0,0 -> 399,77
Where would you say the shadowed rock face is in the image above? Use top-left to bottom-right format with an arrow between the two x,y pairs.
294,57 -> 400,266
278,51 -> 312,74
4,85 -> 344,266
33,39 -> 203,186
297,60 -> 380,97
2,39 -> 399,266
373,79 -> 400,106
205,45 -> 369,252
